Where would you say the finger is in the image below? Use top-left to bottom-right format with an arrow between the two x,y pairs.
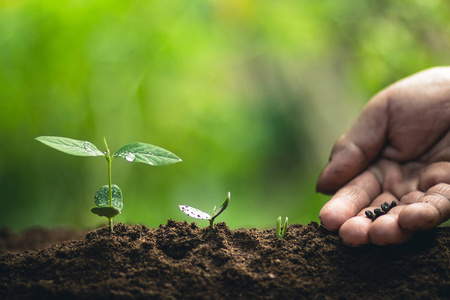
399,183 -> 450,230
381,68 -> 450,160
400,191 -> 424,204
339,216 -> 372,246
418,162 -> 450,192
316,92 -> 389,194
369,214 -> 414,246
319,170 -> 380,231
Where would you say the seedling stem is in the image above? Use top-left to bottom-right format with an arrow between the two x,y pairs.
209,193 -> 229,231
103,138 -> 114,232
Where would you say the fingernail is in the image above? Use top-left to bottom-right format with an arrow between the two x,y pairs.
319,221 -> 334,231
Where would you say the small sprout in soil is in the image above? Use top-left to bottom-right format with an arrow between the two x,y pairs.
36,136 -> 182,233
179,191 -> 230,232
365,200 -> 398,222
276,216 -> 288,239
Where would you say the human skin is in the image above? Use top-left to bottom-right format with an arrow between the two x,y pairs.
316,67 -> 450,246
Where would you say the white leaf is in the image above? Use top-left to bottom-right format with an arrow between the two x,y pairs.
179,205 -> 211,220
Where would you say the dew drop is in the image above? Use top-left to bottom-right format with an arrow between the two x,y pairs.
125,153 -> 136,162
82,142 -> 93,154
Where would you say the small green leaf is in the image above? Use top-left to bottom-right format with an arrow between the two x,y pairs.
276,216 -> 282,238
94,185 -> 123,211
212,191 -> 230,219
113,142 -> 182,166
36,136 -> 104,157
282,217 -> 288,238
276,216 -> 288,239
91,206 -> 121,219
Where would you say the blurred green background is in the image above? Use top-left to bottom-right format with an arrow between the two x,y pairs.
1,0 -> 449,231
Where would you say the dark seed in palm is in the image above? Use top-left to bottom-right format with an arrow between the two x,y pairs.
365,210 -> 375,220
381,202 -> 390,213
374,208 -> 386,217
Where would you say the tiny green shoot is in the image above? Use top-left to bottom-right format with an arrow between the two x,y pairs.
276,216 -> 288,239
36,136 -> 182,233
179,191 -> 230,231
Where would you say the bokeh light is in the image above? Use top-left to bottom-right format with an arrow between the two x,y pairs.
1,0 -> 449,231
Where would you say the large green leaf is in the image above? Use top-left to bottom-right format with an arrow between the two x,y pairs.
93,185 -> 123,211
35,136 -> 105,157
91,185 -> 123,219
90,206 -> 121,219
113,142 -> 182,166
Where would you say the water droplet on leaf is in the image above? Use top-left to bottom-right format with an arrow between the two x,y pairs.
179,205 -> 210,220
81,142 -> 94,155
125,153 -> 136,162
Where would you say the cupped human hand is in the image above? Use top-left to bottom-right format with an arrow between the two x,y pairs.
316,67 -> 450,246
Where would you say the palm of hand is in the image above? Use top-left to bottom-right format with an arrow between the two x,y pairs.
316,67 -> 450,246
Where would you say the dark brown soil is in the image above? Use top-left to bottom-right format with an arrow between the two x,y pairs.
0,220 -> 449,299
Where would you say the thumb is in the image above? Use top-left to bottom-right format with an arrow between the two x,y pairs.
316,91 -> 389,194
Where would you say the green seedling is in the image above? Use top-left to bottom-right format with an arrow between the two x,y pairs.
179,192 -> 230,231
276,216 -> 288,239
36,136 -> 182,233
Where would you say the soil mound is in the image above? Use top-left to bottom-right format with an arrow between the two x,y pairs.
0,221 -> 449,299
